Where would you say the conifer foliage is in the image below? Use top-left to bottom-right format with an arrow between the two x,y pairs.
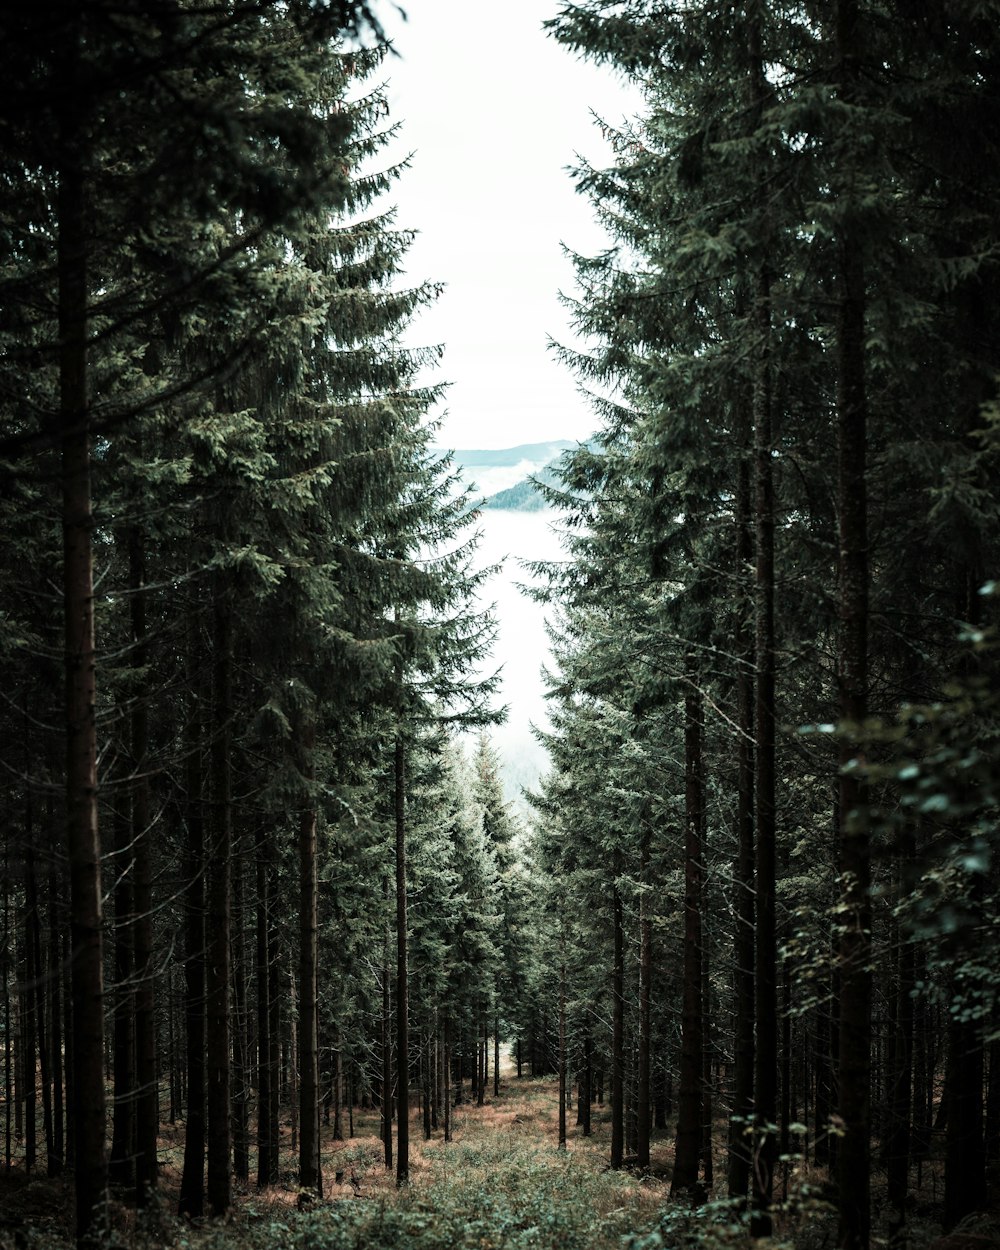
530,2 -> 1000,1246
0,4 -> 515,1245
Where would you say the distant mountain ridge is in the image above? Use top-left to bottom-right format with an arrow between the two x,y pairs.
440,440 -> 576,512
445,440 -> 573,470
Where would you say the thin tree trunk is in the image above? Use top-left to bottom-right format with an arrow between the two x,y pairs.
381,946 -> 392,1169
58,28 -> 108,1237
637,823 -> 652,1170
255,847 -> 272,1188
751,259 -> 778,1237
672,678 -> 704,1201
130,526 -> 158,1206
611,856 -> 625,1169
48,849 -> 63,1173
232,834 -> 250,1185
834,9 -> 871,1249
27,843 -> 55,1176
298,711 -> 321,1195
886,842 -> 915,1242
729,382 -> 756,1204
582,1034 -> 592,1137
206,587 -> 232,1217
443,1017 -> 452,1144
109,789 -> 134,1187
4,856 -> 12,1174
267,860 -> 280,1183
494,1012 -> 500,1099
558,933 -> 567,1151
395,730 -> 409,1185
22,871 -> 36,1176
178,668 -> 206,1217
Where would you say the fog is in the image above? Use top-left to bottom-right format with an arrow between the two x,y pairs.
468,505 -> 568,808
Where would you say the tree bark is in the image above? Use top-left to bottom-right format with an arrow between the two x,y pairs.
672,677 -> 704,1201
751,260 -> 778,1239
179,666 -> 206,1217
298,713 -> 321,1194
58,25 -> 109,1238
611,854 -> 625,1169
206,586 -> 232,1217
255,847 -> 273,1188
130,526 -> 158,1206
834,7 -> 872,1248
395,731 -> 409,1185
637,823 -> 652,1170
728,382 -> 756,1204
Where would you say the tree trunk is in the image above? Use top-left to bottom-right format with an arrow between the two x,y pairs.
582,1034 -> 592,1137
611,855 -> 625,1169
834,8 -> 872,1248
206,587 -> 232,1217
255,847 -> 273,1188
27,844 -> 55,1176
751,258 -> 778,1238
558,936 -> 567,1151
671,678 -> 704,1202
232,834 -> 250,1186
443,1017 -> 452,1144
58,28 -> 108,1238
637,823 -> 652,1170
130,526 -> 158,1206
886,843 -> 915,1241
395,731 -> 409,1185
381,942 -> 392,1169
179,643 -> 206,1218
47,848 -> 64,1173
494,1012 -> 500,1099
298,713 -> 321,1195
728,382 -> 756,1204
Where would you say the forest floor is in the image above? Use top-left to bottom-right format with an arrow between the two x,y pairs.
0,1058 -> 985,1250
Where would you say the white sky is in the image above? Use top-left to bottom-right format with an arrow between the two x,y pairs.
378,0 -> 640,452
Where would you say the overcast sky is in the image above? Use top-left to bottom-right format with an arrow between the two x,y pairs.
379,0 -> 640,452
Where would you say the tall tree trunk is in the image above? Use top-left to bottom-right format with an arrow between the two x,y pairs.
232,835 -> 250,1185
672,677 -> 704,1201
443,1016 -> 451,1144
22,903 -> 36,1176
494,1012 -> 500,1099
255,848 -> 273,1188
637,823 -> 652,1170
558,932 -> 567,1151
266,859 -> 281,1183
834,8 -> 871,1249
729,384 -> 756,1204
27,843 -> 55,1176
206,587 -> 232,1217
582,1034 -> 592,1137
109,789 -> 135,1187
48,845 -> 65,1173
58,27 -> 108,1239
3,856 -> 11,1175
179,663 -> 206,1218
298,713 -> 321,1195
886,840 -> 915,1242
751,261 -> 778,1237
381,939 -> 392,1169
611,853 -> 625,1169
130,526 -> 158,1206
395,730 -> 409,1185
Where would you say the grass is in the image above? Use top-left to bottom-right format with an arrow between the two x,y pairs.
5,1054 -> 957,1250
